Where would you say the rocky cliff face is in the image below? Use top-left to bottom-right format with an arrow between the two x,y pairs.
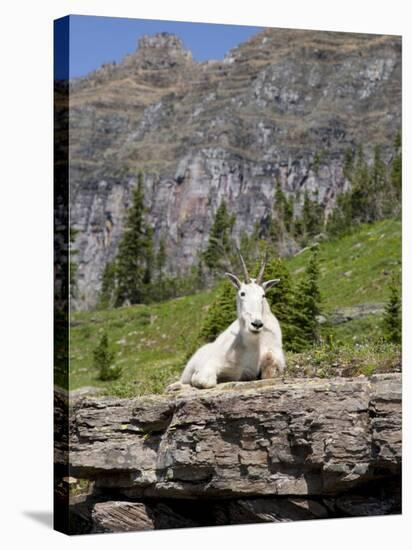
67,29 -> 401,309
56,374 -> 401,533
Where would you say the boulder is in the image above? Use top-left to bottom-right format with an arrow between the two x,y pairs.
55,373 -> 401,532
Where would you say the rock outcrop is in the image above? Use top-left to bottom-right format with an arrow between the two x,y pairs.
56,373 -> 401,533
65,29 -> 402,309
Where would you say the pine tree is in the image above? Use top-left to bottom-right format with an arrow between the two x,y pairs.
326,191 -> 352,237
312,150 -> 327,176
203,201 -> 235,269
302,190 -> 324,238
350,146 -> 374,223
155,237 -> 167,279
328,145 -> 383,236
264,214 -> 281,252
194,258 -> 206,291
273,180 -> 289,238
238,229 -> 260,266
273,183 -> 295,234
293,218 -> 304,239
185,277 -> 236,360
114,172 -> 153,306
143,225 -> 154,286
370,145 -> 387,220
198,278 -> 237,343
343,147 -> 354,180
327,135 -> 401,237
288,247 -> 322,351
99,261 -> 117,309
93,332 -> 121,381
382,274 -> 401,344
274,180 -> 288,217
261,258 -> 295,350
284,195 -> 295,233
327,148 -> 355,237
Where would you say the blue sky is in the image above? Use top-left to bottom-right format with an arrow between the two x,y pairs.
57,15 -> 263,79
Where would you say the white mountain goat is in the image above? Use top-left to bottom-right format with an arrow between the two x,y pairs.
168,254 -> 286,390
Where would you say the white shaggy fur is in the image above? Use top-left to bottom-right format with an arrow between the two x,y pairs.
169,273 -> 286,390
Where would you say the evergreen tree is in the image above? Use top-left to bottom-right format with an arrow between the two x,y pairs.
142,225 -> 154,286
203,201 -> 235,269
300,190 -> 324,239
370,145 -> 387,220
198,278 -> 237,344
113,172 -> 153,306
261,179 -> 295,250
155,237 -> 167,279
193,258 -> 206,291
326,147 -> 355,237
391,132 -> 402,202
288,247 -> 322,351
261,258 -> 295,350
326,140 -> 400,237
346,146 -> 370,224
382,274 -> 401,344
311,135 -> 402,238
293,218 -> 304,239
238,230 -> 255,266
273,180 -> 290,237
99,260 -> 117,309
284,195 -> 295,233
327,146 -> 371,236
343,147 -> 354,180
274,179 -> 288,218
326,191 -> 352,237
265,214 -> 282,252
93,332 -> 122,381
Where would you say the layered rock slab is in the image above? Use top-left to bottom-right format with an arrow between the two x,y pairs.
66,374 -> 401,499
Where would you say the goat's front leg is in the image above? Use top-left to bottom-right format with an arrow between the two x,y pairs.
190,361 -> 218,389
259,349 -> 286,379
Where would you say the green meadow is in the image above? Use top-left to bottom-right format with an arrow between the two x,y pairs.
68,219 -> 401,397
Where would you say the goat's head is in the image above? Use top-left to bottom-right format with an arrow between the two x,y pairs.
225,253 -> 279,335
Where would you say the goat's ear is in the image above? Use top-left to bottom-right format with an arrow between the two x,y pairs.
225,272 -> 242,289
262,278 -> 280,291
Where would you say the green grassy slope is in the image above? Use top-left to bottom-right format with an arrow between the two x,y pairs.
69,291 -> 212,396
287,218 -> 401,311
68,219 -> 401,396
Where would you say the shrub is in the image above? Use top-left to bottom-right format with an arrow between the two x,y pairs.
93,332 -> 122,381
382,274 -> 401,344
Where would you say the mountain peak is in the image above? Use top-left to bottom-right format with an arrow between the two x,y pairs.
138,32 -> 187,51
135,32 -> 193,68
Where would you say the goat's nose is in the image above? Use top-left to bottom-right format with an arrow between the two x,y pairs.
251,320 -> 263,329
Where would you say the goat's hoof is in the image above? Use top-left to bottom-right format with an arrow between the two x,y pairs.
165,382 -> 184,393
191,375 -> 217,389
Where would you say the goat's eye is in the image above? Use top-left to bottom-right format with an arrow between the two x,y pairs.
240,291 -> 245,297
262,294 -> 266,298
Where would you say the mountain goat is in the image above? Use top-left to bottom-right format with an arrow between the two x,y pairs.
168,255 -> 285,390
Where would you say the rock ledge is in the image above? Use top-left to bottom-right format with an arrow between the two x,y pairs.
55,374 -> 401,532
